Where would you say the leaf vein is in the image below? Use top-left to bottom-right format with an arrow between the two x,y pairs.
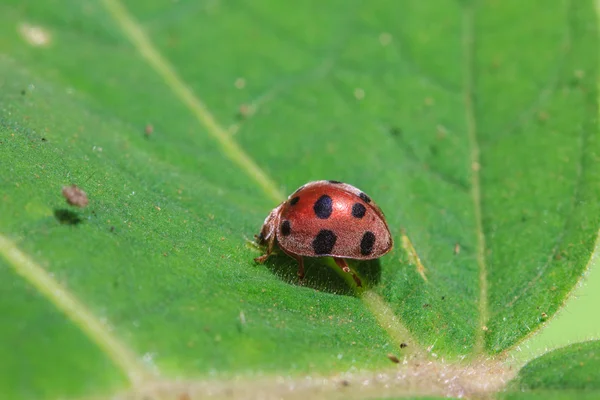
462,4 -> 489,355
100,0 -> 283,205
0,234 -> 151,385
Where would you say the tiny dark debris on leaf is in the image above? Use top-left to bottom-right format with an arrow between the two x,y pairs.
54,209 -> 82,225
62,184 -> 89,207
41,137 -> 47,142
400,343 -> 408,348
387,353 -> 400,364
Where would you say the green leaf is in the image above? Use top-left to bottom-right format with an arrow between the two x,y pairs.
1,0 -> 599,398
503,340 -> 600,399
0,48 -> 397,388
0,257 -> 126,399
502,392 -> 600,400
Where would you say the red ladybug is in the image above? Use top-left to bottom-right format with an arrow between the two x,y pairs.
254,180 -> 393,287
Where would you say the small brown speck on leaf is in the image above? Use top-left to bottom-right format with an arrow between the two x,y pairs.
62,184 -> 89,207
237,104 -> 255,119
144,124 -> 154,136
400,343 -> 408,348
454,243 -> 460,255
178,393 -> 191,400
387,353 -> 400,364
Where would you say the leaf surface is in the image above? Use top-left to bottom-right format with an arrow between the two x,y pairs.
503,340 -> 600,399
1,0 -> 599,398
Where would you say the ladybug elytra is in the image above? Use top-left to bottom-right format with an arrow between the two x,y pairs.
254,180 -> 393,287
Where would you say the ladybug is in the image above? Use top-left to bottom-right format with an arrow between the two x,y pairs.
254,180 -> 393,287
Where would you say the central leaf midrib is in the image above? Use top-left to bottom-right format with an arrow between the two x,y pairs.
461,5 -> 489,355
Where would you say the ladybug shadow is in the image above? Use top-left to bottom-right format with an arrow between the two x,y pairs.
54,208 -> 83,225
263,254 -> 381,296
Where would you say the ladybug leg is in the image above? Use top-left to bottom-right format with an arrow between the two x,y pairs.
333,257 -> 362,288
296,257 -> 305,282
254,229 -> 277,264
254,253 -> 270,264
254,236 -> 274,264
254,240 -> 274,264
280,247 -> 305,283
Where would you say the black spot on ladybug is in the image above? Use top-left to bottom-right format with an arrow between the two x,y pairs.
360,231 -> 376,255
328,180 -> 342,184
289,196 -> 300,206
313,229 -> 337,255
281,220 -> 291,236
313,195 -> 333,219
352,203 -> 366,218
359,192 -> 371,203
